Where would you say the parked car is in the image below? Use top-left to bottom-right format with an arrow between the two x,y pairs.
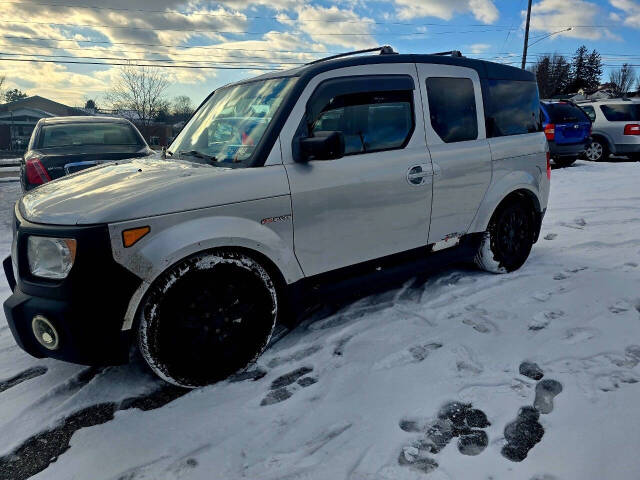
21,116 -> 155,191
540,100 -> 591,167
3,47 -> 549,387
577,99 -> 640,161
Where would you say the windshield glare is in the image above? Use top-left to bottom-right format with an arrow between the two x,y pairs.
170,77 -> 296,166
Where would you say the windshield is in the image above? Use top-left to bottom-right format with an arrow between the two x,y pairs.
169,77 -> 296,167
39,123 -> 143,148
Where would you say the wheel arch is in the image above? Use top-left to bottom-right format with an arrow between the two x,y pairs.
468,170 -> 544,238
590,131 -> 614,153
110,213 -> 303,331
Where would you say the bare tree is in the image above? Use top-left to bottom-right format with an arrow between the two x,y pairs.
0,75 -> 5,102
172,95 -> 194,120
609,63 -> 636,97
105,66 -> 169,128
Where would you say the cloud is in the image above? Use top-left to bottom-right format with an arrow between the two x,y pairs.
391,0 -> 498,23
610,0 -> 640,28
468,43 -> 491,53
287,5 -> 376,49
528,0 -> 617,40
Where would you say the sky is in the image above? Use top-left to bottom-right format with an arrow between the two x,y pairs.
0,0 -> 639,108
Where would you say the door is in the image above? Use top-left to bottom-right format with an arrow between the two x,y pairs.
282,67 -> 433,276
416,64 -> 492,244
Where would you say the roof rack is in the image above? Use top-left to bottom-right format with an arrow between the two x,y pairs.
430,50 -> 463,57
306,45 -> 397,65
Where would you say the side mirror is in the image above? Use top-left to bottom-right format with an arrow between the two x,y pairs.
297,131 -> 345,162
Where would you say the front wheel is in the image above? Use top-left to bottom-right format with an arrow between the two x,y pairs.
137,250 -> 279,388
474,200 -> 535,273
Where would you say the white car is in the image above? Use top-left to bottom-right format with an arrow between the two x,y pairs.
578,98 -> 640,161
3,47 -> 550,387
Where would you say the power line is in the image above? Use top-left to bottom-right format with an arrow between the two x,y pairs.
0,57 -> 284,70
0,35 -> 341,54
0,19 -> 518,35
0,51 -> 305,65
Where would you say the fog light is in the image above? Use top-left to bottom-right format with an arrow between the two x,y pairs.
32,315 -> 59,350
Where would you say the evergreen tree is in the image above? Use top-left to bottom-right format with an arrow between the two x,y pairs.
584,49 -> 603,92
532,54 -> 571,98
568,45 -> 589,92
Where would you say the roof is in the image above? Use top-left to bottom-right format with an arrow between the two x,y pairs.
576,98 -> 640,104
233,52 -> 535,87
39,115 -> 132,125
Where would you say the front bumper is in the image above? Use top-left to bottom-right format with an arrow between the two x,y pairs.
2,208 -> 141,365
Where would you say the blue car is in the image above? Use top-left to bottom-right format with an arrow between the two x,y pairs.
540,101 -> 592,167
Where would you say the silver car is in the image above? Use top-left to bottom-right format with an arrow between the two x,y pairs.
3,47 -> 550,387
578,98 -> 640,161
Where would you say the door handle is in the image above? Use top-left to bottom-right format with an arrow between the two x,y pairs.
407,164 -> 433,185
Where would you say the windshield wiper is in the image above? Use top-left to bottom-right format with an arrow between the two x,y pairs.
178,150 -> 218,163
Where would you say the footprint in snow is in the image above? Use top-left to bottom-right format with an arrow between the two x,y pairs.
543,233 -> 557,240
609,300 -> 631,314
501,363 -> 563,462
595,371 -> 639,392
398,401 -> 491,473
529,310 -> 564,331
372,343 -> 442,370
563,327 -> 599,344
260,366 -> 317,406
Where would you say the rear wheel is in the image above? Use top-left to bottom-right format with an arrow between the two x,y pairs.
137,250 -> 279,388
475,200 -> 535,273
584,139 -> 608,162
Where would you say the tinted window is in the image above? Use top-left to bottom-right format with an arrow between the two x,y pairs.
487,80 -> 541,137
311,90 -> 414,155
426,77 -> 478,143
39,123 -> 142,148
581,105 -> 596,122
545,103 -> 590,123
600,104 -> 640,122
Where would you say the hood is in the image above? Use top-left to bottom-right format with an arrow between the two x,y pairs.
20,158 -> 290,225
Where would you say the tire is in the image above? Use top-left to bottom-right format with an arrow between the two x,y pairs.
584,139 -> 609,162
137,250 -> 279,388
474,200 -> 535,274
552,157 -> 576,168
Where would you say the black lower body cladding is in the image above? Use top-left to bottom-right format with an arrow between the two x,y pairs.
2,210 -> 141,365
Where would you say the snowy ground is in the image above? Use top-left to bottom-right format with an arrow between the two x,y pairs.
1,160 -> 640,480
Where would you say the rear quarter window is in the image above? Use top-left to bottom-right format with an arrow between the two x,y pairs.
581,105 -> 596,122
600,104 -> 640,122
487,80 -> 541,137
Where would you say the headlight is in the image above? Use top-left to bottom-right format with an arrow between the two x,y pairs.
27,236 -> 77,279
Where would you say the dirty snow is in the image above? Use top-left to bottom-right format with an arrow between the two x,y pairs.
1,160 -> 640,479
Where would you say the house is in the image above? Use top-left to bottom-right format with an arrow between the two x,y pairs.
0,96 -> 89,150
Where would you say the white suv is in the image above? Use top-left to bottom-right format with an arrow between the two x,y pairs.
578,98 -> 640,161
3,47 -> 550,387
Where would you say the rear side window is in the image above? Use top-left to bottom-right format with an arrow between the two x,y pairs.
600,104 -> 640,122
426,77 -> 478,143
581,105 -> 596,122
545,103 -> 590,123
487,80 -> 541,137
39,123 -> 142,148
311,90 -> 414,155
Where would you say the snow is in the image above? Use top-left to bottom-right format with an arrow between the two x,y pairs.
1,160 -> 640,479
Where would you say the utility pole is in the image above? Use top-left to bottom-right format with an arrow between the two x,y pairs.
521,0 -> 533,69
